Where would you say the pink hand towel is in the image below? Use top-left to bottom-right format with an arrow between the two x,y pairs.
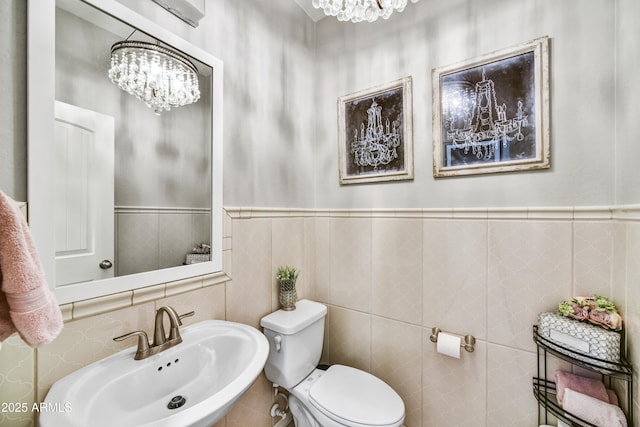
563,388 -> 627,427
555,370 -> 610,405
0,191 -> 63,347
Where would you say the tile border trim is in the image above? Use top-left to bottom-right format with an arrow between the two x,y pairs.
63,271 -> 230,322
224,205 -> 640,221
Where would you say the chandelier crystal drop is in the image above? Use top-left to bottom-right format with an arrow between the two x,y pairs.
108,41 -> 200,114
311,0 -> 419,23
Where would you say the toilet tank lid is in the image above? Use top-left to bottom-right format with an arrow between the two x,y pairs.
260,299 -> 327,335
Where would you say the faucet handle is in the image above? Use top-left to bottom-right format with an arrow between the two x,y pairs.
177,310 -> 195,325
113,331 -> 150,360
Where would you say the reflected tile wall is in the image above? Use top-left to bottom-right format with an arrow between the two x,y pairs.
116,210 -> 212,276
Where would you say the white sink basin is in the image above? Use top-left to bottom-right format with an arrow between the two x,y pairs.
41,320 -> 269,427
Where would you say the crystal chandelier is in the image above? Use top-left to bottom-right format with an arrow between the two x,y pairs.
351,100 -> 401,169
312,0 -> 419,23
108,41 -> 200,114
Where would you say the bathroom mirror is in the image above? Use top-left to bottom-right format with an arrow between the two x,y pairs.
28,0 -> 224,304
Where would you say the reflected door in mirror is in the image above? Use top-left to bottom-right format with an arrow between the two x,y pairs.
54,101 -> 115,285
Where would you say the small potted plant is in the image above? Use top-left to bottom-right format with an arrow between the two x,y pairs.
276,266 -> 299,311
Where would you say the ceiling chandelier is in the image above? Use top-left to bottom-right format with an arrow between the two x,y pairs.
108,41 -> 200,114
312,0 -> 419,23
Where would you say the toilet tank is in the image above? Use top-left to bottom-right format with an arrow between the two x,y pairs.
260,299 -> 327,389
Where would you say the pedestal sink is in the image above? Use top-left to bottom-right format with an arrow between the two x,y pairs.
40,320 -> 269,427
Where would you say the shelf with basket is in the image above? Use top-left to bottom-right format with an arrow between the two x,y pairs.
533,324 -> 633,427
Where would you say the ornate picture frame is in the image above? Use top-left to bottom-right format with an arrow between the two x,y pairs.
432,36 -> 550,177
338,76 -> 413,185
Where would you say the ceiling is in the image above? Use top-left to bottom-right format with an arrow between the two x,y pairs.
293,0 -> 327,22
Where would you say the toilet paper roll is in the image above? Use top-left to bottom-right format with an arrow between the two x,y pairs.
436,332 -> 461,358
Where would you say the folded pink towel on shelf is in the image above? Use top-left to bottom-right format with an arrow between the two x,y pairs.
563,388 -> 627,427
555,370 -> 610,405
0,191 -> 63,347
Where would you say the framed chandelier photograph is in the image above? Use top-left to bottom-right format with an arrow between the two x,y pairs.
432,36 -> 550,177
338,76 -> 413,185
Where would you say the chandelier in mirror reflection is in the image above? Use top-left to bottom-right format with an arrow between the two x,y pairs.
108,41 -> 200,114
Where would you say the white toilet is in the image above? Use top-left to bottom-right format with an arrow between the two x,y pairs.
260,299 -> 405,427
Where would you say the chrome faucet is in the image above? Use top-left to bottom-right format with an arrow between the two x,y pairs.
113,306 -> 195,360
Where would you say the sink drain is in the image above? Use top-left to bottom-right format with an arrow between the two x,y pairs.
167,395 -> 187,410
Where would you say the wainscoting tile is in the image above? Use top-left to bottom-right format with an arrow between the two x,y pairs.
487,220 -> 572,351
486,344 -> 537,426
372,218 -> 422,325
225,373 -> 273,427
37,303 -> 155,401
422,330 -> 487,427
371,317 -> 422,427
158,284 -> 226,322
573,221 -> 614,296
423,219 -> 487,339
302,218 -> 316,302
311,217 -> 331,304
272,218 -> 305,311
330,218 -> 371,312
328,306 -> 370,372
227,219 -> 272,328
624,222 -> 640,406
0,335 -> 35,427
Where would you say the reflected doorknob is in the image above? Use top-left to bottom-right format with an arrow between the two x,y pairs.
99,260 -> 113,269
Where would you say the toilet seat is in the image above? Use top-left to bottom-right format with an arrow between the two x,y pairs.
308,365 -> 404,427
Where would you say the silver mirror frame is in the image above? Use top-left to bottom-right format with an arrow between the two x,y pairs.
27,0 -> 224,305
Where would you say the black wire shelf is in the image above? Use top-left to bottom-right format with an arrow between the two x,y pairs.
532,324 -> 633,426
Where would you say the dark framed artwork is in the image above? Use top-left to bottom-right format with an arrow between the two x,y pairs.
338,76 -> 413,184
432,36 -> 550,177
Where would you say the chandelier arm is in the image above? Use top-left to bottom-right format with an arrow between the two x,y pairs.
124,29 -> 136,42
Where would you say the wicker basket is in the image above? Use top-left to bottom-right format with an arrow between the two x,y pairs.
538,312 -> 621,366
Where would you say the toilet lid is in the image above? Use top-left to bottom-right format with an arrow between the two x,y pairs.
308,365 -> 404,427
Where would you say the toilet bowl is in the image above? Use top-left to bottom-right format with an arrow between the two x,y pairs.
260,299 -> 405,427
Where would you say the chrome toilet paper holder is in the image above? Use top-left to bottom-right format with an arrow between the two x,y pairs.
429,327 -> 476,353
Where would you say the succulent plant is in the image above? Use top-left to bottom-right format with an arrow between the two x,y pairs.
276,266 -> 299,282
